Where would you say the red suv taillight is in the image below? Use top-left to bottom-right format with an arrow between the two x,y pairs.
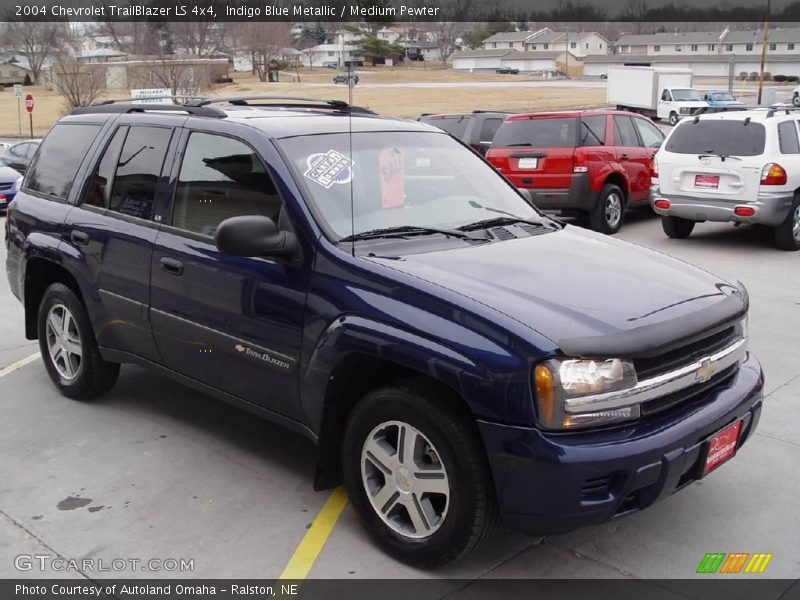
650,158 -> 658,178
573,150 -> 588,173
760,163 -> 787,185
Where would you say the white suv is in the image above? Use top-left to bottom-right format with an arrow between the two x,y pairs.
651,108 -> 800,250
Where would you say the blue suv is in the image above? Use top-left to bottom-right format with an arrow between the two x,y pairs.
5,96 -> 763,567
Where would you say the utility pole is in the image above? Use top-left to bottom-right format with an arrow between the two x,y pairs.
757,0 -> 771,105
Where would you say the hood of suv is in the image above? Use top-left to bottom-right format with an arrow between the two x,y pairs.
367,226 -> 745,356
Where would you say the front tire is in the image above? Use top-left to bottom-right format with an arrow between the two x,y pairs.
661,215 -> 695,238
37,283 -> 120,399
774,199 -> 800,251
668,112 -> 679,126
588,184 -> 625,234
793,94 -> 800,107
342,380 -> 497,568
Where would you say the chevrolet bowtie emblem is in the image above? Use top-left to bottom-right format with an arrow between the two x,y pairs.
696,359 -> 717,382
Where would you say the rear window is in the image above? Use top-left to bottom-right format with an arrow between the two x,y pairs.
665,120 -> 765,156
493,117 -> 577,148
25,124 -> 101,200
479,118 -> 503,143
422,116 -> 469,138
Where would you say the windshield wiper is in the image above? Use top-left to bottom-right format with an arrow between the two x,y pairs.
698,152 -> 742,162
458,216 -> 559,232
339,225 -> 485,243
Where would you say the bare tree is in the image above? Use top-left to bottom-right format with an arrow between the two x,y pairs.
168,22 -> 226,57
51,62 -> 105,109
4,21 -> 68,83
620,0 -> 650,34
238,22 -> 292,82
146,56 -> 202,98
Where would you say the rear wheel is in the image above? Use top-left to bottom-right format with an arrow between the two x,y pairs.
793,94 -> 800,107
661,215 -> 695,238
668,112 -> 680,126
342,380 -> 497,568
37,283 -> 120,399
774,199 -> 800,251
588,184 -> 625,234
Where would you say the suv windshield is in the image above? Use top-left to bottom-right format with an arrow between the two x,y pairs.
671,89 -> 703,101
277,131 -> 546,239
665,120 -> 766,156
492,117 -> 577,148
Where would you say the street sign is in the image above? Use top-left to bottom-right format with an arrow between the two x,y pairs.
13,84 -> 22,98
24,94 -> 34,113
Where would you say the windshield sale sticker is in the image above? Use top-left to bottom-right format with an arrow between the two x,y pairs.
379,148 -> 405,208
304,150 -> 354,189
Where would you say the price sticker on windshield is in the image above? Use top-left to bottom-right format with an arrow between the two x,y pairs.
379,148 -> 405,208
304,150 -> 354,189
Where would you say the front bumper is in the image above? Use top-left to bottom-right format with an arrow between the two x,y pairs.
479,353 -> 763,535
650,185 -> 793,227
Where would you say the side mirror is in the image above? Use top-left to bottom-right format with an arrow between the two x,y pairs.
518,188 -> 534,205
215,215 -> 297,258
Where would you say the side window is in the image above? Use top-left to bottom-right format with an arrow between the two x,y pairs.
633,118 -> 665,148
109,126 -> 172,220
778,121 -> 800,154
479,118 -> 503,143
580,115 -> 606,146
171,132 -> 282,237
613,116 -> 639,147
661,90 -> 672,101
83,127 -> 127,208
25,124 -> 101,200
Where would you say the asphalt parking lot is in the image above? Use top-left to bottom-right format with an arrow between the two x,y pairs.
0,210 -> 798,583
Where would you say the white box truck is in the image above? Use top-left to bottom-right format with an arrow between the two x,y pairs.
607,66 -> 708,126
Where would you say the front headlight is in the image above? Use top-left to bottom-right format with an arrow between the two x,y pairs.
14,176 -> 22,190
533,358 -> 639,430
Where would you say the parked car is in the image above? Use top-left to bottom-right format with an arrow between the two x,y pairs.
0,139 -> 40,174
0,165 -> 22,211
792,84 -> 800,106
6,96 -> 762,567
495,67 -> 519,75
417,111 -> 509,155
652,108 -> 800,250
486,109 -> 666,234
703,91 -> 745,107
323,62 -> 338,69
333,71 -> 359,85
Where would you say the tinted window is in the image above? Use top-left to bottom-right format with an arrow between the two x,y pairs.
493,117 -> 577,148
109,126 -> 172,219
633,118 -> 665,148
25,124 -> 101,200
83,127 -> 127,208
479,118 -> 503,143
613,116 -> 639,147
665,121 -> 766,156
172,132 -> 283,237
579,115 -> 606,146
424,116 -> 469,138
778,121 -> 800,154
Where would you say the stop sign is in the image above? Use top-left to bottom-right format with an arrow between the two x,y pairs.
24,94 -> 34,113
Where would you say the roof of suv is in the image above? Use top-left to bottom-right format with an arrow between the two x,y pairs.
506,109 -> 643,120
688,107 -> 800,124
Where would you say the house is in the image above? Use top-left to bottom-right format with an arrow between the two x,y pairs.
583,53 -> 800,78
614,27 -> 800,57
376,27 -> 401,44
451,48 -> 579,75
77,48 -> 129,64
482,30 -> 543,51
279,48 -> 306,68
304,44 -> 364,68
403,41 -> 442,62
482,28 -> 609,58
0,60 -> 33,86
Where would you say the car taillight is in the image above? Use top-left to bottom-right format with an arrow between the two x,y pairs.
654,199 -> 671,209
760,163 -> 787,185
650,158 -> 658,178
573,151 -> 588,173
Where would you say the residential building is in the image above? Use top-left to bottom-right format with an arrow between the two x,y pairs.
303,44 -> 364,68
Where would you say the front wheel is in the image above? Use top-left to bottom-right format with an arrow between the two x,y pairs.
774,199 -> 800,250
661,215 -> 695,238
793,94 -> 800,107
668,112 -> 680,126
37,283 -> 120,399
588,184 -> 625,234
342,381 -> 497,568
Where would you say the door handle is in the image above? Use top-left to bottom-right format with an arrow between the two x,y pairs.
620,153 -> 630,159
160,256 -> 184,275
70,230 -> 90,246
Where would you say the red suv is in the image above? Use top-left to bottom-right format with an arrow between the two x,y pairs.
486,110 -> 665,233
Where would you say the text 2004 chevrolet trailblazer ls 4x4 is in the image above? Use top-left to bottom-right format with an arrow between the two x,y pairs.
5,97 -> 763,567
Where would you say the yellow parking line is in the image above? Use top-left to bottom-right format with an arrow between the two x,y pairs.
0,352 -> 40,378
279,486 -> 349,580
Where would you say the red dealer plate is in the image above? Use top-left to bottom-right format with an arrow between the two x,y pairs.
695,174 -> 720,189
703,420 -> 743,475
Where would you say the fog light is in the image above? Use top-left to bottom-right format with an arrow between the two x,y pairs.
654,199 -> 670,209
734,206 -> 755,216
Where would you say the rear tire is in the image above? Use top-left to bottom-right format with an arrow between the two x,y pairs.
793,94 -> 800,107
668,112 -> 679,126
661,215 -> 695,238
37,283 -> 120,400
774,199 -> 800,251
588,184 -> 625,234
342,380 -> 497,568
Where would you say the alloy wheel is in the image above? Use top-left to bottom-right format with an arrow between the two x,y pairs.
45,304 -> 82,381
605,193 -> 623,229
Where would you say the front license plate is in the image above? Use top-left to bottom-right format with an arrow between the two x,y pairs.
517,157 -> 538,169
703,420 -> 743,475
695,174 -> 720,189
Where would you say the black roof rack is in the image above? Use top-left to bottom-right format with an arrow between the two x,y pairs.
692,106 -> 748,116
765,105 -> 800,117
184,95 -> 376,114
70,103 -> 226,118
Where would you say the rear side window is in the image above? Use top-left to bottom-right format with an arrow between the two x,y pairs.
579,115 -> 606,146
492,117 -> 577,148
778,121 -> 800,154
665,120 -> 766,156
633,118 -> 665,148
25,124 -> 101,200
83,127 -> 127,208
108,126 -> 172,220
424,116 -> 469,138
613,116 -> 639,147
479,118 -> 503,143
